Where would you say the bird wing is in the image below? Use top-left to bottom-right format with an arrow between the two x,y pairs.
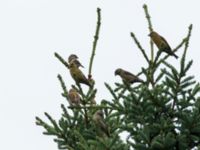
120,70 -> 138,83
78,70 -> 88,81
123,70 -> 135,77
73,67 -> 85,80
68,92 -> 74,100
160,35 -> 172,50
123,70 -> 138,82
74,94 -> 81,103
98,119 -> 109,134
77,69 -> 91,86
73,59 -> 84,68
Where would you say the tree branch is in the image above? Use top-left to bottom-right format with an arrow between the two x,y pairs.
88,8 -> 101,78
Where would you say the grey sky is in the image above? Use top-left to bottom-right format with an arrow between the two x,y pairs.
0,0 -> 200,149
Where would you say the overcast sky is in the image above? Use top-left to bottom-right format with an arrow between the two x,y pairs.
0,0 -> 200,149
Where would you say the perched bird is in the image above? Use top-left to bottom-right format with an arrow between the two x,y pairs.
93,110 -> 110,137
69,62 -> 91,87
68,54 -> 84,68
115,68 -> 144,84
149,31 -> 178,59
68,88 -> 81,106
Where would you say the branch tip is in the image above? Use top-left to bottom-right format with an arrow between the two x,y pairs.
88,7 -> 102,77
189,24 -> 193,30
143,4 -> 147,9
97,7 -> 101,12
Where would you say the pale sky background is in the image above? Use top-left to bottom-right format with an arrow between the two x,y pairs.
0,0 -> 200,149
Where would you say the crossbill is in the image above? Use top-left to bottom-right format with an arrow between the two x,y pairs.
69,62 -> 91,87
68,88 -> 81,106
93,110 -> 110,137
115,68 -> 144,84
68,54 -> 84,68
149,31 -> 178,59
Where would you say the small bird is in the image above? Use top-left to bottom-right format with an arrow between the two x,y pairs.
69,62 -> 91,87
149,31 -> 178,59
68,54 -> 84,68
93,110 -> 110,137
115,68 -> 144,84
68,88 -> 81,106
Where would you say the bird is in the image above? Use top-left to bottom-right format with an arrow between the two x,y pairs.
93,110 -> 110,137
68,88 -> 81,106
68,54 -> 84,68
149,31 -> 178,59
115,68 -> 144,84
69,62 -> 91,87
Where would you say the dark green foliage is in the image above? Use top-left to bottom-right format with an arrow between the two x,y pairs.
36,4 -> 200,150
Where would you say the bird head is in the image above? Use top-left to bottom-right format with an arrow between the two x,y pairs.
96,110 -> 104,118
69,88 -> 77,93
148,31 -> 158,38
115,68 -> 123,76
68,54 -> 79,63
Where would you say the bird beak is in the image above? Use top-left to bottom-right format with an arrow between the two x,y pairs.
80,64 -> 84,68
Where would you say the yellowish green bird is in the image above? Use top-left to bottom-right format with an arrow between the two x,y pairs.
69,62 -> 91,87
68,88 -> 81,106
93,110 -> 110,137
115,68 -> 144,84
149,31 -> 178,59
68,54 -> 84,68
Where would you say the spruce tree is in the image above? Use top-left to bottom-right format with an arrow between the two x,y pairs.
36,4 -> 200,150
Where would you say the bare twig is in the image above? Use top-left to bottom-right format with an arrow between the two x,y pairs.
130,32 -> 149,63
143,4 -> 154,62
88,8 -> 101,78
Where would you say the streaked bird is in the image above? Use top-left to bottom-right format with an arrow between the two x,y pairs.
69,62 -> 91,87
149,31 -> 178,59
68,88 -> 81,106
93,110 -> 110,137
115,68 -> 144,84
